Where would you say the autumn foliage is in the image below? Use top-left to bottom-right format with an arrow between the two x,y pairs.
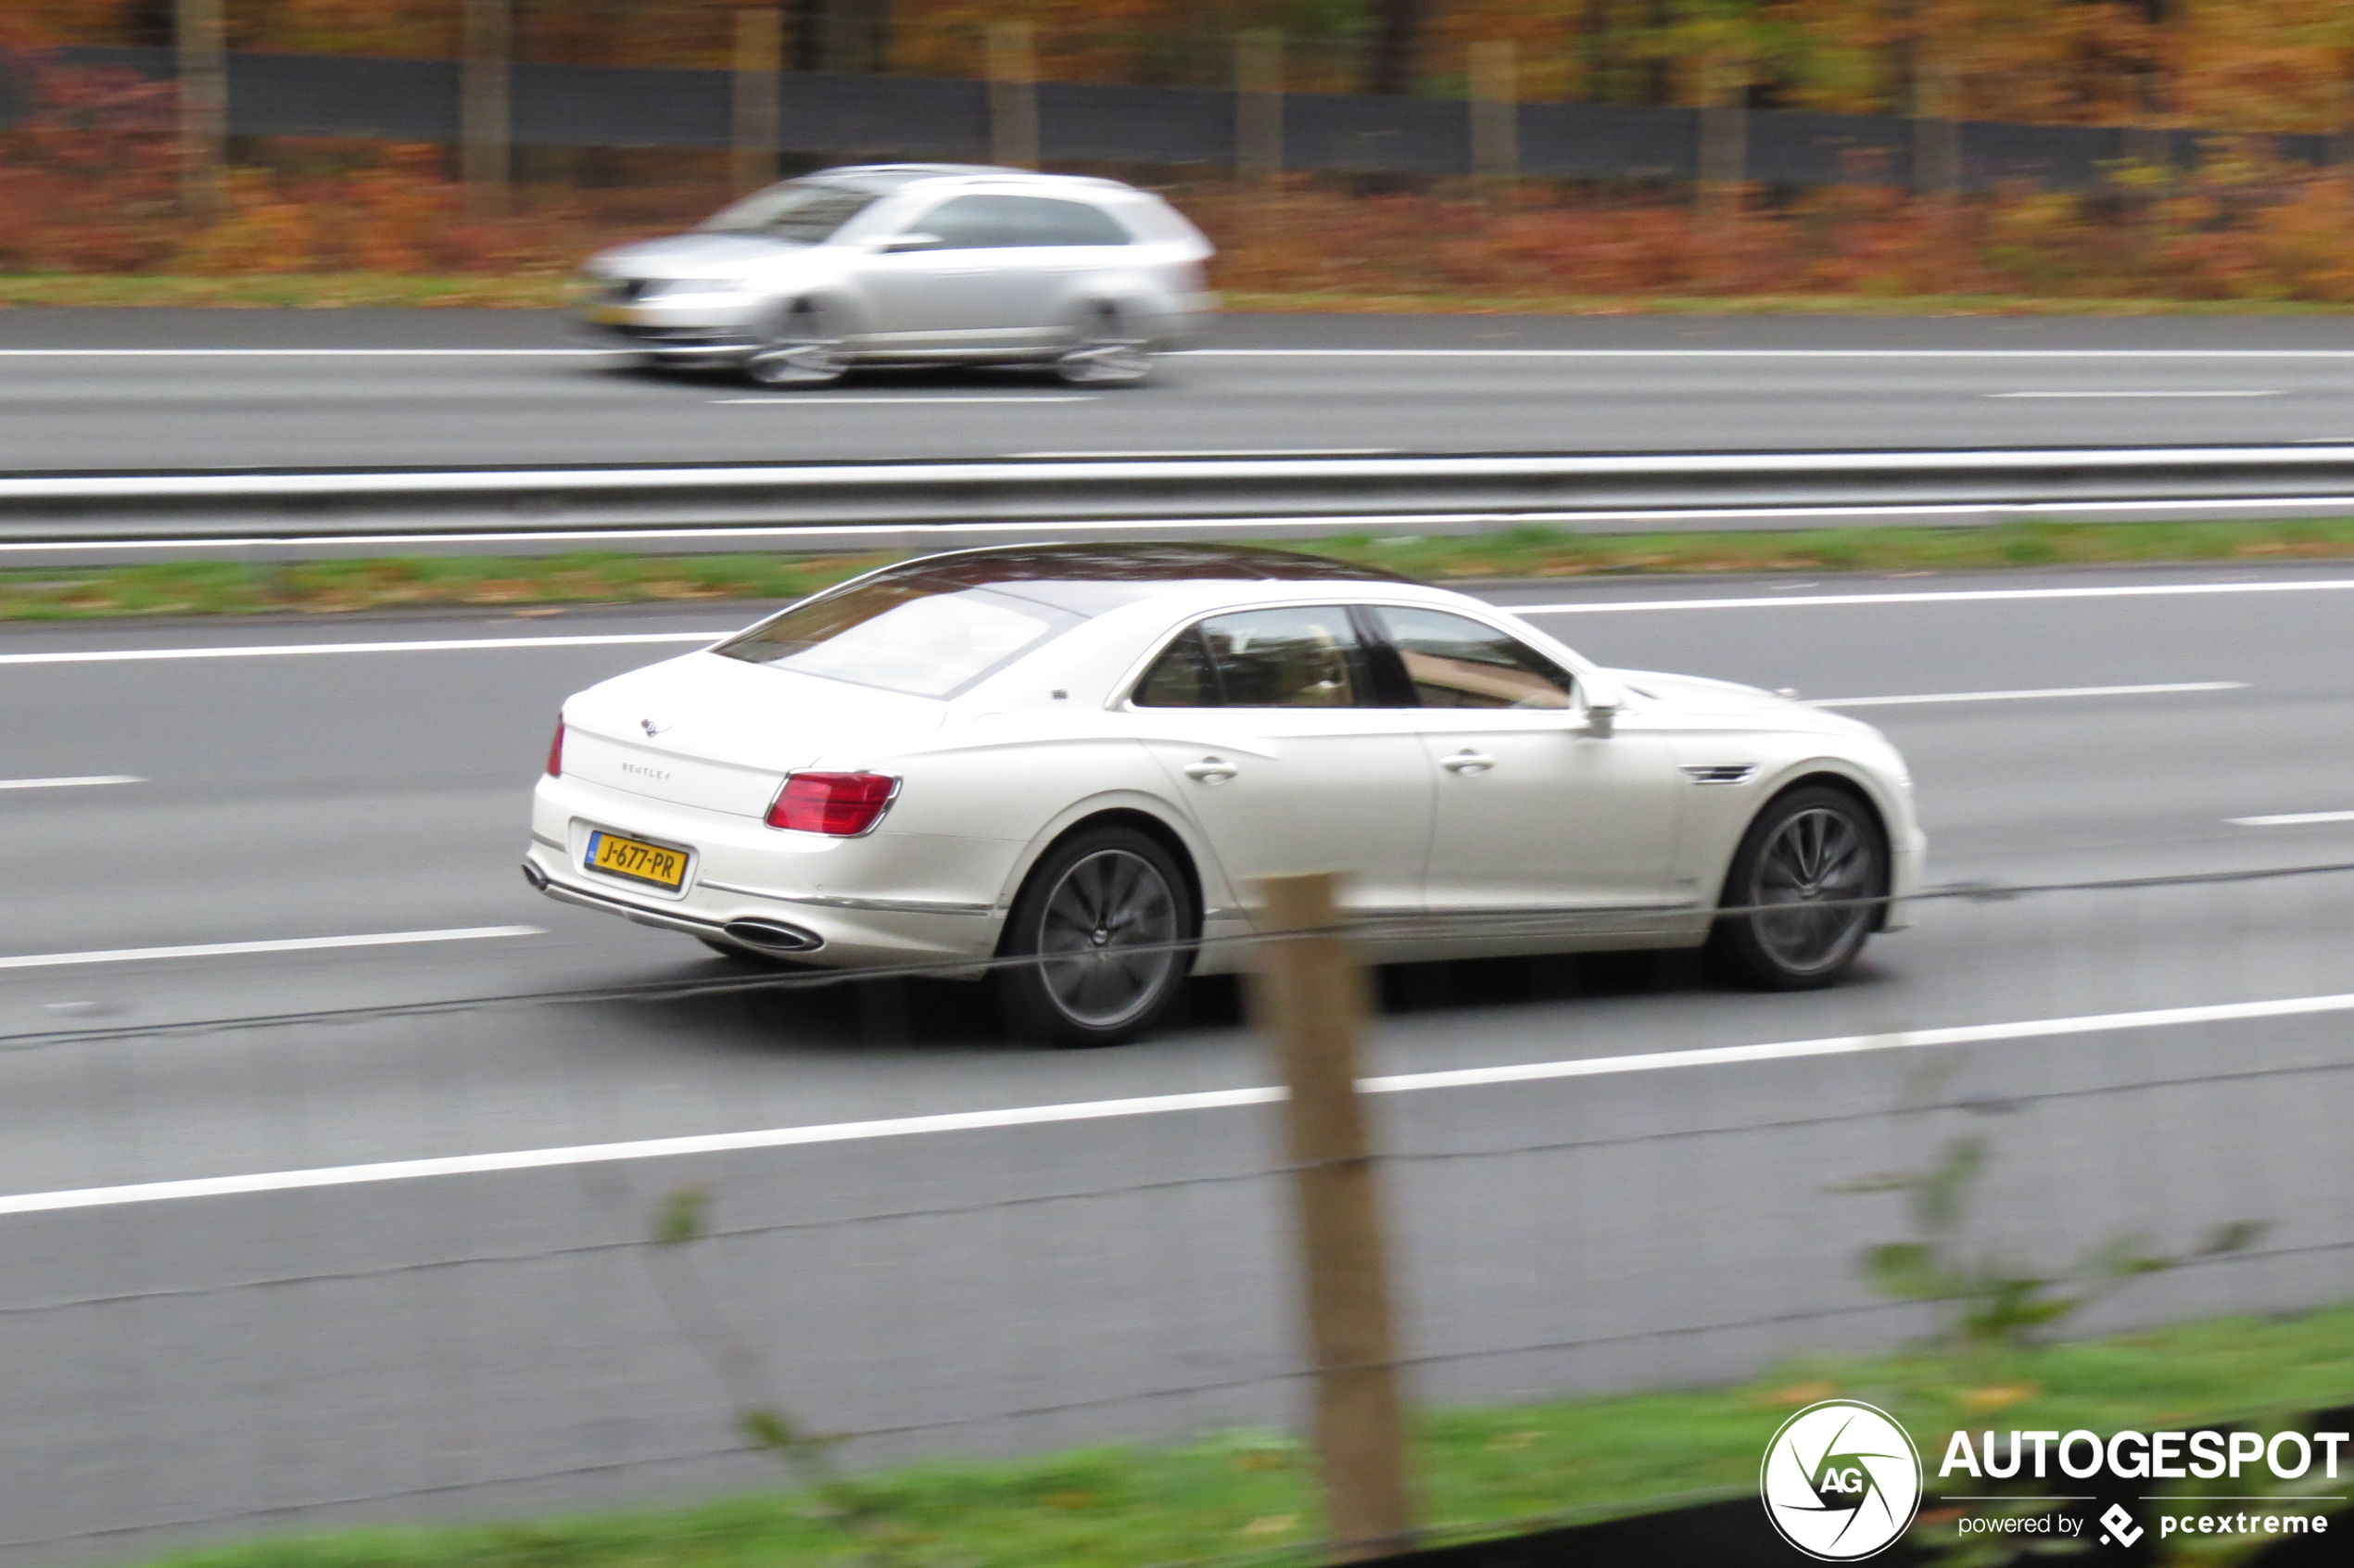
9,6 -> 2354,301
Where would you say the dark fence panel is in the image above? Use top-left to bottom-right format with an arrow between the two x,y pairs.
36,46 -> 2353,189
777,71 -> 988,161
1285,89 -> 1469,174
1518,102 -> 1697,181
1748,108 -> 1909,185
1041,80 -> 1228,164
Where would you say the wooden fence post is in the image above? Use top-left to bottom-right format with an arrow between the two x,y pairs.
1696,67 -> 1747,233
988,20 -> 1038,170
461,0 -> 512,221
1235,29 -> 1284,185
174,0 -> 226,221
733,6 -> 783,195
1910,52 -> 1958,200
1254,872 -> 1414,1563
1468,40 -> 1517,187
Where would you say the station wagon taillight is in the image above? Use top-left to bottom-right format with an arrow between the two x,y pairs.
766,771 -> 898,836
546,720 -> 565,777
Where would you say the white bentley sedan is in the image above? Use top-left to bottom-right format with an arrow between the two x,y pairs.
525,545 -> 1923,1045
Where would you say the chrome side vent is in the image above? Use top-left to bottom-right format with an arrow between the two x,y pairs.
1681,764 -> 1756,785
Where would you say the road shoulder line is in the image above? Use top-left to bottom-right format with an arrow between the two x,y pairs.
4,989 -> 2348,1217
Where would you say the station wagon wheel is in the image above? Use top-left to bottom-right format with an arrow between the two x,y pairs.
744,300 -> 847,387
997,826 -> 1196,1046
1053,304 -> 1153,386
1710,785 -> 1888,991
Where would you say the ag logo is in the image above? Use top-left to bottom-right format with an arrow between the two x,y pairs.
1761,1400 -> 1923,1561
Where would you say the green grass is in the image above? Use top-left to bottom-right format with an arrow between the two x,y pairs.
1219,290 -> 2354,317
0,273 -> 576,308
120,1304 -> 2354,1568
11,274 -> 2354,313
6,519 -> 2354,622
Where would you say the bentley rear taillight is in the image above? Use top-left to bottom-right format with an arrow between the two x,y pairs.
766,771 -> 898,835
546,720 -> 565,778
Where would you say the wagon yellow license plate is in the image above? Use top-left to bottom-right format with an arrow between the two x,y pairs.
586,830 -> 688,891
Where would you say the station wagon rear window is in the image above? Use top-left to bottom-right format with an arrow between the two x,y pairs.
715,579 -> 1080,697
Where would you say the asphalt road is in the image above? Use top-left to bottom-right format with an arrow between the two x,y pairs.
6,564 -> 2354,1560
15,310 -> 2354,471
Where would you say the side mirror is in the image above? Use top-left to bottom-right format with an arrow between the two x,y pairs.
1582,702 -> 1619,739
881,233 -> 942,252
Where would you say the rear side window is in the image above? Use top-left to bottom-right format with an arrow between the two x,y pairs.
905,194 -> 1132,249
1006,196 -> 1131,246
1367,607 -> 1576,710
1135,607 -> 1367,709
716,579 -> 1078,697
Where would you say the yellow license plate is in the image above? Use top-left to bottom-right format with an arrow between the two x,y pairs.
586,830 -> 688,891
585,304 -> 638,324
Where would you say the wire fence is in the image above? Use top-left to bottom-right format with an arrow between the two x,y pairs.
3,861 -> 2352,1563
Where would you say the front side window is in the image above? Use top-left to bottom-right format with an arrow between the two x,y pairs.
1135,607 -> 1366,709
1133,626 -> 1219,707
716,579 -> 1075,698
901,195 -> 1019,249
700,181 -> 880,243
1368,607 -> 1576,710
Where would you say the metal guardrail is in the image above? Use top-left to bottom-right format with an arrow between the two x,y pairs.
5,445 -> 2354,564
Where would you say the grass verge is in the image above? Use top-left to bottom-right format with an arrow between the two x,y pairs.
13,275 -> 2354,314
8,519 -> 2354,621
124,1304 -> 2354,1568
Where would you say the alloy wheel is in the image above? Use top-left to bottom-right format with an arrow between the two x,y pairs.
1034,848 -> 1181,1028
744,307 -> 847,386
1746,805 -> 1875,973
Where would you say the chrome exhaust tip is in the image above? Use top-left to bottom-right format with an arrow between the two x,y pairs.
721,917 -> 824,953
520,861 -> 551,891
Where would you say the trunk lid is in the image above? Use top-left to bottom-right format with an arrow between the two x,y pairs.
562,651 -> 943,816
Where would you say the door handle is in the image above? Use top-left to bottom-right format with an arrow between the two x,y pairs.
1183,757 -> 1238,783
1441,750 -> 1495,775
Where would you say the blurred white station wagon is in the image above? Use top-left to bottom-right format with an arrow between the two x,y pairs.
578,164 -> 1213,386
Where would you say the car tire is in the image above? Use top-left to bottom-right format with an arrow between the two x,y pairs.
995,825 -> 1196,1047
1052,303 -> 1154,387
743,300 -> 848,387
1708,785 -> 1889,991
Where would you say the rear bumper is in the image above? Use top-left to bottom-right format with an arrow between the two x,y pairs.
526,775 -> 1015,970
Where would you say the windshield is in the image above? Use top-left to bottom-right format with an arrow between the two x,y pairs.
699,181 -> 880,242
715,579 -> 1080,697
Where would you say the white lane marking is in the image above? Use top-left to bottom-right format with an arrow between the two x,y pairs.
1011,448 -> 1398,458
1511,578 -> 2354,615
0,775 -> 144,790
1185,348 -> 2354,360
1,989 -> 2346,1216
714,396 -> 1092,405
0,632 -> 726,666
1986,389 -> 2282,398
2230,811 -> 2354,827
0,348 -> 604,358
1809,681 -> 2246,708
1,346 -> 2353,360
0,926 -> 543,972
